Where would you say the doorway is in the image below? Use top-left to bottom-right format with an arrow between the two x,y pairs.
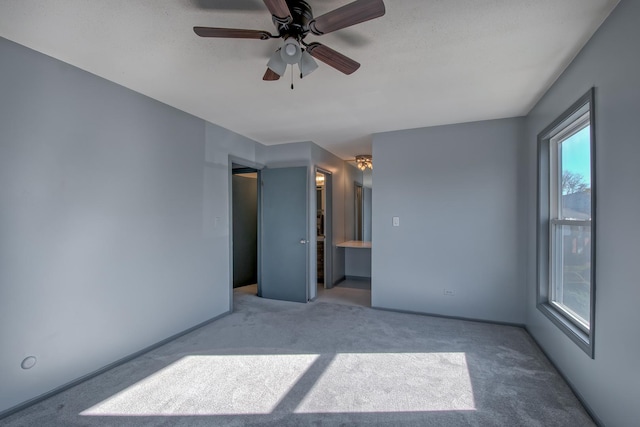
231,164 -> 259,295
232,163 -> 327,305
315,169 -> 333,291
231,162 -> 316,305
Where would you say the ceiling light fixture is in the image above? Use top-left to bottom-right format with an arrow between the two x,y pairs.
281,37 -> 302,64
266,37 -> 318,84
355,155 -> 373,171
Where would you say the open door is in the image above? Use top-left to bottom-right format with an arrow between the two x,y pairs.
260,166 -> 308,303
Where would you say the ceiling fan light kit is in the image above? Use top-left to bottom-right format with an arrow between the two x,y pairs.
193,0 -> 385,84
281,37 -> 302,65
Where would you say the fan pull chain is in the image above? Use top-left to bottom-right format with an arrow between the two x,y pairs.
291,66 -> 294,90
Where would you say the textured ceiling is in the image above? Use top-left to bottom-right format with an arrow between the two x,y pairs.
0,0 -> 618,159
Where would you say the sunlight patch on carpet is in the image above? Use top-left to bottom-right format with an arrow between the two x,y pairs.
80,354 -> 319,416
295,352 -> 476,413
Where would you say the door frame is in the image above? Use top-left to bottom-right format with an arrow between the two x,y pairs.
228,156 -> 264,312
314,167 -> 334,291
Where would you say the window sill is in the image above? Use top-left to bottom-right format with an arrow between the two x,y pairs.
537,302 -> 594,358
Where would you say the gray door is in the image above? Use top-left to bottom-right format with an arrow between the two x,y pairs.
260,167 -> 308,303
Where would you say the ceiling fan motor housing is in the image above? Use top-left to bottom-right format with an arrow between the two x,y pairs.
275,0 -> 313,41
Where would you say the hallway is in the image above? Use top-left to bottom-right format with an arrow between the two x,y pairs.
316,279 -> 371,307
235,280 -> 371,308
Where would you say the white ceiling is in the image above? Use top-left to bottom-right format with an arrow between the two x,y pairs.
0,0 -> 618,159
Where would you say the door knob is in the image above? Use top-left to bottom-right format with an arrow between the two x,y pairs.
300,239 -> 308,244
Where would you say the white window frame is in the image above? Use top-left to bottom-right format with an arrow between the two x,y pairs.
537,88 -> 596,358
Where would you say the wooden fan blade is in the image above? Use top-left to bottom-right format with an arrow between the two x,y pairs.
309,0 -> 385,35
193,26 -> 272,40
263,0 -> 292,23
263,68 -> 281,81
306,42 -> 360,75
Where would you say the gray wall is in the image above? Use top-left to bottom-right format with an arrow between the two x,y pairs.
524,0 -> 640,425
345,248 -> 372,279
0,37 -> 231,413
371,118 -> 525,324
232,175 -> 257,287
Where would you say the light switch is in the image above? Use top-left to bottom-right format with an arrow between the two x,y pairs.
392,216 -> 400,227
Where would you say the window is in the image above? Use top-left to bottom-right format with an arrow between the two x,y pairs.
537,89 -> 596,357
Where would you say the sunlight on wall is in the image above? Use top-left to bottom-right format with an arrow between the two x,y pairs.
80,352 -> 475,417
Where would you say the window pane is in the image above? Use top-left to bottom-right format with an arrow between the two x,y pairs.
551,224 -> 591,327
560,126 -> 591,220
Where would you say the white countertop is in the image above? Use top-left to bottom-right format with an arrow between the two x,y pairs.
337,240 -> 372,249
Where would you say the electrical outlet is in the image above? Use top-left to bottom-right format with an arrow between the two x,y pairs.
443,289 -> 455,296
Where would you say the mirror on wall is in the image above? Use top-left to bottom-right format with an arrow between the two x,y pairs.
355,183 -> 363,240
353,167 -> 372,242
362,168 -> 372,241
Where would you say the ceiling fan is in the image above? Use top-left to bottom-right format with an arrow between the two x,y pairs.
193,0 -> 386,83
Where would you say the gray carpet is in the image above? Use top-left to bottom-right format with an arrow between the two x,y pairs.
1,291 -> 594,426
